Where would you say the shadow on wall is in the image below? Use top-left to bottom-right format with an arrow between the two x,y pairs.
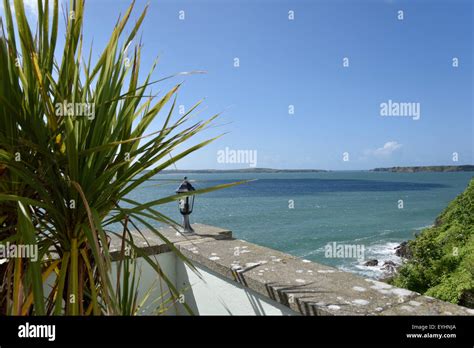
174,256 -> 298,316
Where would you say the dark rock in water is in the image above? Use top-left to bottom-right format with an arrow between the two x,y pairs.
395,241 -> 412,258
364,259 -> 378,266
383,260 -> 396,267
382,261 -> 397,272
380,261 -> 398,280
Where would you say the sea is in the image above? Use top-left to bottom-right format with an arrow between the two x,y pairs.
126,171 -> 473,279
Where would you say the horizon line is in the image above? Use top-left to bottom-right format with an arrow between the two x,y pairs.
158,164 -> 474,172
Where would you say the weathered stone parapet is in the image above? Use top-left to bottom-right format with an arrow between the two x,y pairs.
109,223 -> 232,261
110,223 -> 474,316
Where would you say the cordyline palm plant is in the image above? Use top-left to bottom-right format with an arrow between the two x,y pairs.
0,0 -> 242,315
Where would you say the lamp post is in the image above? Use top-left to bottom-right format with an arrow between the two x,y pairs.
176,177 -> 196,234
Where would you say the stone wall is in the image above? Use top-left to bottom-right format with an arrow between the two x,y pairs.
110,224 -> 474,316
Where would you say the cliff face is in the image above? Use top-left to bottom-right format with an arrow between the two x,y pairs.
392,178 -> 474,308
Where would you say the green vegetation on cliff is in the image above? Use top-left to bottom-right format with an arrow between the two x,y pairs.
391,178 -> 474,307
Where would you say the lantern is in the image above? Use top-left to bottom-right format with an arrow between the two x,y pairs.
175,177 -> 195,233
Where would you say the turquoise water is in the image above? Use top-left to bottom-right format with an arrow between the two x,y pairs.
127,171 -> 473,278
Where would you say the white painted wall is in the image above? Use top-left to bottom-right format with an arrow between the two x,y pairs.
175,259 -> 298,315
128,252 -> 297,315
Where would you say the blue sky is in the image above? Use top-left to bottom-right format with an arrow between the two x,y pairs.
2,0 -> 473,169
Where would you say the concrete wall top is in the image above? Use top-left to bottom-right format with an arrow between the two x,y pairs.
110,223 -> 474,316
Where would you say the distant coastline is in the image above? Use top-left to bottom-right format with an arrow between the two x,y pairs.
161,168 -> 328,174
371,165 -> 474,173
160,165 -> 474,174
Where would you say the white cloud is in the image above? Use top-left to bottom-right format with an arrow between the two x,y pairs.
366,141 -> 402,158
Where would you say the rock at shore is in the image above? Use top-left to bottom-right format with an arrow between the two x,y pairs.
364,259 -> 378,266
382,260 -> 397,272
394,241 -> 412,259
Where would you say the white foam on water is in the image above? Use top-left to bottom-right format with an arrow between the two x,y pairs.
339,241 -> 404,279
414,224 -> 434,231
